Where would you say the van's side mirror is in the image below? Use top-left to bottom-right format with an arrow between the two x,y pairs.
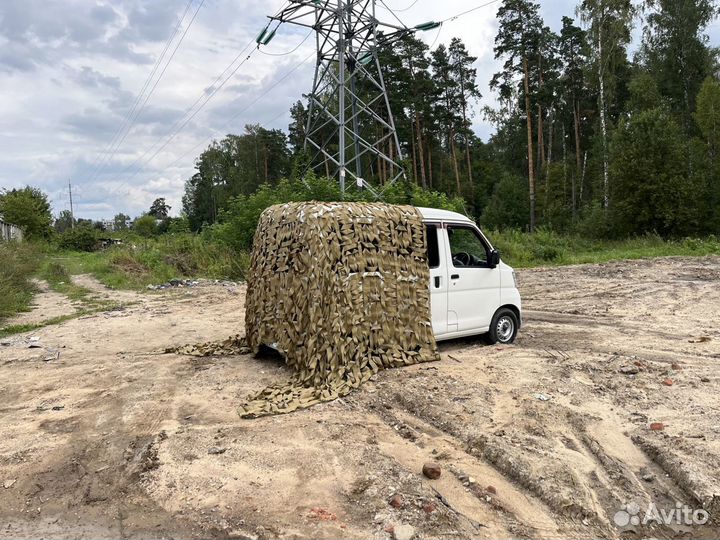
489,249 -> 501,268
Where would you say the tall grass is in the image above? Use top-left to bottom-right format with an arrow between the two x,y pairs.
488,228 -> 720,267
0,242 -> 42,322
48,234 -> 249,290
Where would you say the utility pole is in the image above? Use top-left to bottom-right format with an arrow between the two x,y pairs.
68,181 -> 75,230
264,0 -> 415,197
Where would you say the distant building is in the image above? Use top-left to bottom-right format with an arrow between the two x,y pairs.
100,217 -> 130,232
0,215 -> 23,242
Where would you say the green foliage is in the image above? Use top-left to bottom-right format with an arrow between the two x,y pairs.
641,0 -> 718,132
609,108 -> 702,236
54,210 -> 75,233
0,186 -> 52,239
113,213 -> 131,231
133,215 -> 158,238
695,77 -> 720,150
149,198 -> 171,219
58,226 -> 99,252
0,242 -> 42,322
627,72 -> 663,113
488,228 -> 720,268
182,125 -> 291,231
209,175 -> 468,252
481,174 -> 530,230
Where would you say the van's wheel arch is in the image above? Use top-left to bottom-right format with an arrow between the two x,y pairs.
486,307 -> 519,344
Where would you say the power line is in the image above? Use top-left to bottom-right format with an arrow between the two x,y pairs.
378,0 -> 409,28
439,0 -> 502,23
378,0 -> 421,12
132,52 -> 315,185
87,0 -> 206,186
83,0 -> 196,186
117,48 -> 258,181
258,29 -> 313,56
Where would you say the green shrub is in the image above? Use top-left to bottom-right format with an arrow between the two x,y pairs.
58,227 -> 99,252
0,242 -> 42,321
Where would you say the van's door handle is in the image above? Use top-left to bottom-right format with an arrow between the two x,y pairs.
451,274 -> 460,280
434,276 -> 441,288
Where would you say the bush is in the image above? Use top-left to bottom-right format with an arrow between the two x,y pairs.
209,175 -> 469,252
480,174 -> 530,230
58,227 -> 99,252
134,215 -> 158,238
0,242 -> 42,321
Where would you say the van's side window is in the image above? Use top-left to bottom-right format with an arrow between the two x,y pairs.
425,224 -> 440,268
447,226 -> 488,267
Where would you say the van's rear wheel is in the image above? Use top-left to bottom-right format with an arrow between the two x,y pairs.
487,308 -> 518,344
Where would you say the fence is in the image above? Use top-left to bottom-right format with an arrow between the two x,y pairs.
0,219 -> 23,242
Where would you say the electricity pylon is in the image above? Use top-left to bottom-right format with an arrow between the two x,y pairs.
263,1 -> 413,196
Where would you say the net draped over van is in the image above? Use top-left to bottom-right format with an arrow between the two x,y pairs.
240,201 -> 439,418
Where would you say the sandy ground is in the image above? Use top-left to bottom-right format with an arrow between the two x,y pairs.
0,258 -> 718,539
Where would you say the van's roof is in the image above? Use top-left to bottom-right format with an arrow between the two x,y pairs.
417,207 -> 473,223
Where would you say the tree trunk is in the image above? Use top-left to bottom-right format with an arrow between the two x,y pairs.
450,127 -> 461,194
263,143 -> 269,182
523,56 -> 536,232
411,129 -> 419,184
598,26 -> 610,210
544,107 -> 554,211
427,136 -> 433,189
562,123 -> 568,213
580,150 -> 588,204
537,104 -> 545,178
572,100 -> 581,220
414,110 -> 427,188
458,71 -> 474,187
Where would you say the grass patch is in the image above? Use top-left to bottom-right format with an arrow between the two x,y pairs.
47,235 -> 250,290
0,303 -> 129,339
0,242 -> 43,323
38,259 -> 95,303
489,229 -> 720,268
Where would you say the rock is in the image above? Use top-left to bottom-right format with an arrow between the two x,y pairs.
207,446 -> 227,455
3,479 -> 16,489
662,378 -> 673,386
422,462 -> 441,479
422,501 -> 437,514
619,365 -> 639,375
671,363 -> 682,370
393,524 -> 415,540
486,485 -> 497,494
649,422 -> 664,431
641,472 -> 655,482
534,393 -> 550,401
700,377 -> 710,383
389,494 -> 404,508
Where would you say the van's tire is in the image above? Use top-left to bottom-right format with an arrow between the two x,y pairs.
486,308 -> 519,345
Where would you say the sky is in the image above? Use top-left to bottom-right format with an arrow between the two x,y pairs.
0,0 -> 718,221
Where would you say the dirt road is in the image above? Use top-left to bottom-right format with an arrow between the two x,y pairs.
1,257 -> 718,539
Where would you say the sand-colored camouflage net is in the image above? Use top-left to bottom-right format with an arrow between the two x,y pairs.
237,201 -> 439,418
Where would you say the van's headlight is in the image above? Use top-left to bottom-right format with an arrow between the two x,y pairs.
512,271 -> 518,288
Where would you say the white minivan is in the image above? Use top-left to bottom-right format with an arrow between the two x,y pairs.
418,207 -> 522,344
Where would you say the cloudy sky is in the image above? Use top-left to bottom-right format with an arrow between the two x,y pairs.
1,1 -> 718,220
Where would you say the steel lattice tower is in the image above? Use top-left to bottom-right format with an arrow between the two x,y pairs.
264,1 -> 411,196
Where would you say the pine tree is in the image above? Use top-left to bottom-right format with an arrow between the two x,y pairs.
449,38 -> 482,191
641,0 -> 719,135
491,0 -> 544,231
579,0 -> 636,211
558,16 -> 588,218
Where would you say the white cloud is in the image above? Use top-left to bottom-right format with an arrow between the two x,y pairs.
0,0 -> 717,220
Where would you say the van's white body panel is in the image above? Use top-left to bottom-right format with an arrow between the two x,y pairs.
417,207 -> 522,342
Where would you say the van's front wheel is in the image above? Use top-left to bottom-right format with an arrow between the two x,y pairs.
487,308 -> 518,344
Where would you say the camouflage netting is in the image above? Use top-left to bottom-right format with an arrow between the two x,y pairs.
238,201 -> 439,418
